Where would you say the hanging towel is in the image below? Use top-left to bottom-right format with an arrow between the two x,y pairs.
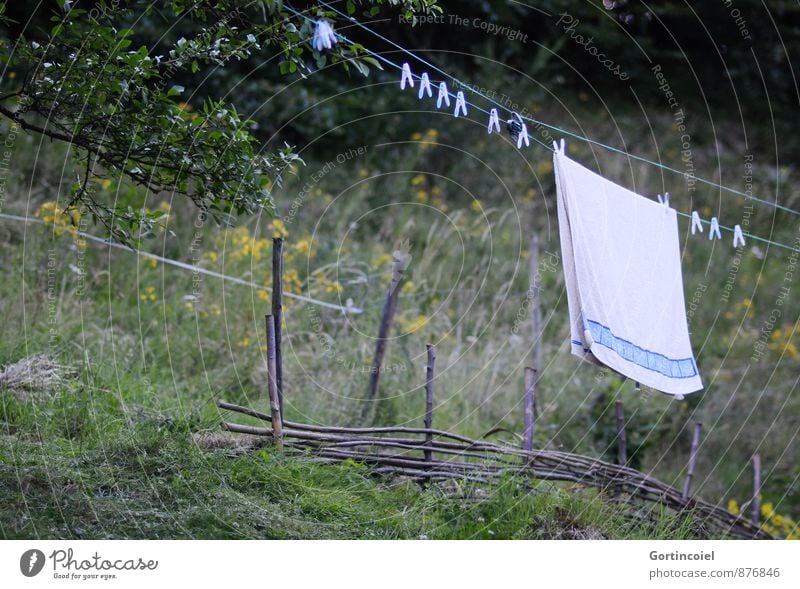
554,150 -> 703,397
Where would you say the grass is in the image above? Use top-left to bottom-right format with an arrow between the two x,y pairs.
0,88 -> 798,538
0,375 -> 703,540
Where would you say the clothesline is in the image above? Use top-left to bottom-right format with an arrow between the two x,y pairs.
285,3 -> 800,254
312,0 -> 800,219
0,213 -> 363,314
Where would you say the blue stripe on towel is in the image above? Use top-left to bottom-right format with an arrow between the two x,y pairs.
583,318 -> 698,379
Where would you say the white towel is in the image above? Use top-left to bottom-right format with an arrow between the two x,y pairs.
554,149 -> 703,397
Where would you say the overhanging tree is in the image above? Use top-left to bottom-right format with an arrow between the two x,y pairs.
0,0 -> 439,243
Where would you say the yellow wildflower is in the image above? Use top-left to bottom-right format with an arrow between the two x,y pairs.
284,268 -> 302,294
536,160 -> 553,176
404,315 -> 427,333
269,219 -> 288,238
325,281 -> 343,294
294,238 -> 315,257
140,286 -> 157,302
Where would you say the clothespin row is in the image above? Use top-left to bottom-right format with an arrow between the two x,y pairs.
400,62 -> 531,149
399,63 -> 751,251
690,210 -> 745,248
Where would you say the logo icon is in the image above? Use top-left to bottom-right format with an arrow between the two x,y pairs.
20,549 -> 46,577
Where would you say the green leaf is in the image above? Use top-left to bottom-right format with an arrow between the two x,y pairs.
362,56 -> 383,70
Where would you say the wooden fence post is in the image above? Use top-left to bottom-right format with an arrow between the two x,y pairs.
265,314 -> 283,453
424,344 -> 436,464
528,234 -> 543,417
272,237 -> 284,417
363,246 -> 411,419
751,454 -> 761,527
522,367 -> 536,452
615,400 -> 627,466
682,422 -> 702,500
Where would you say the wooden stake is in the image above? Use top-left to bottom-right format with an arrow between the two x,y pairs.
265,314 -> 283,453
364,247 -> 410,417
522,367 -> 536,452
751,454 -> 761,527
615,400 -> 627,466
271,237 -> 284,417
528,234 -> 543,417
424,344 -> 436,463
682,422 -> 702,500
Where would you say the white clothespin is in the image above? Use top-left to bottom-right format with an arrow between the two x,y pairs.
691,211 -> 703,234
453,91 -> 467,117
517,122 -> 530,149
709,217 -> 722,241
657,192 -> 670,212
552,140 -> 560,152
559,138 -> 565,154
436,82 -> 450,109
733,224 -> 746,248
312,20 -> 337,51
400,62 -> 414,89
487,109 -> 501,134
418,72 -> 432,99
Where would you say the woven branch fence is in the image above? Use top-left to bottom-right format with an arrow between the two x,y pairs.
218,399 -> 773,540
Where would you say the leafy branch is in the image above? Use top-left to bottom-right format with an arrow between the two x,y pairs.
0,0 -> 439,244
